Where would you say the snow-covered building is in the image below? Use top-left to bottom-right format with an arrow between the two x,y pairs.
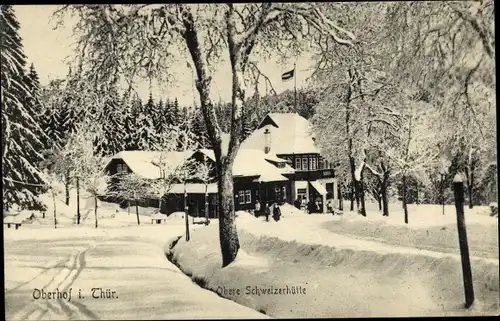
240,112 -> 337,212
190,148 -> 295,212
104,146 -> 295,216
104,112 -> 336,215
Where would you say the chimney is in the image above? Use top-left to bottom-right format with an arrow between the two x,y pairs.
264,128 -> 271,154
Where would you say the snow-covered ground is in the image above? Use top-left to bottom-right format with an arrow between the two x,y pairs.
168,203 -> 499,318
322,203 -> 498,259
4,182 -> 498,318
4,187 -> 268,320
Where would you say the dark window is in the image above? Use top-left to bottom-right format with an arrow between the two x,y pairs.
238,190 -> 245,204
239,190 -> 252,204
302,157 -> 308,171
245,190 -> 252,204
295,158 -> 302,170
311,157 -> 317,170
326,183 -> 334,199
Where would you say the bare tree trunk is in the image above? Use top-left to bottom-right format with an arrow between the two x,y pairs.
182,6 -> 242,266
403,175 -> 408,224
134,193 -> 140,225
52,189 -> 57,229
94,195 -> 98,229
350,182 -> 355,211
349,157 -> 359,210
76,177 -> 81,224
338,182 -> 343,211
464,161 -> 476,210
358,170 -> 367,217
65,171 -> 70,206
468,170 -> 474,209
416,181 -> 420,205
377,191 -> 382,211
381,171 -> 390,217
218,163 -> 240,267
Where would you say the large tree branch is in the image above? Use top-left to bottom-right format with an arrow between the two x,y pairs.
179,6 -> 223,158
462,55 -> 485,140
448,2 -> 494,59
365,162 -> 383,178
247,61 -> 278,96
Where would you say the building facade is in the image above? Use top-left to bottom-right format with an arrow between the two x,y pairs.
104,112 -> 336,215
239,113 -> 337,213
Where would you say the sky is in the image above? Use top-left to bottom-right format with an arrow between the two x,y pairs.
14,5 -> 316,107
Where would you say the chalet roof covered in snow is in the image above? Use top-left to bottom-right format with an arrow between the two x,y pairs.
197,148 -> 289,164
193,148 -> 295,178
108,144 -> 295,182
240,112 -> 320,155
108,150 -> 194,180
232,149 -> 295,178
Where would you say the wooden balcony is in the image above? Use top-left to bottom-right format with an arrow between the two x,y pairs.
293,169 -> 334,181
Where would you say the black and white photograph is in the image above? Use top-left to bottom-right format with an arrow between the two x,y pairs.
2,2 -> 498,319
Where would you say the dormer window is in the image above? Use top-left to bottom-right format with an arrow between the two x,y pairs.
117,163 -> 128,174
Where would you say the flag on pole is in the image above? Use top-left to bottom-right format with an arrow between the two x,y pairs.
281,68 -> 295,81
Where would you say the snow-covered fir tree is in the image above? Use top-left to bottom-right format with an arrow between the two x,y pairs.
97,86 -> 125,156
153,99 -> 170,135
121,93 -> 137,151
1,5 -> 47,211
191,108 -> 210,148
24,64 -> 45,131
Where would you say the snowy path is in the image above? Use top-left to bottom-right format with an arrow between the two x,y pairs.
4,225 -> 268,320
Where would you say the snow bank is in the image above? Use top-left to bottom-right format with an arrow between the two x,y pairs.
236,211 -> 259,221
167,211 -> 186,220
279,203 -> 309,217
169,222 -> 499,317
323,204 -> 499,259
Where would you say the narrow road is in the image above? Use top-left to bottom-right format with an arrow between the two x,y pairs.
4,228 -> 268,320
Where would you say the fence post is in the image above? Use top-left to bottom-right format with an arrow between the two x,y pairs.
184,184 -> 190,242
453,174 -> 475,308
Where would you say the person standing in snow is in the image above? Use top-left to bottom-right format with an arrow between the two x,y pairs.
265,203 -> 270,222
307,199 -> 314,214
327,200 -> 333,214
254,199 -> 261,216
294,198 -> 301,209
273,202 -> 281,221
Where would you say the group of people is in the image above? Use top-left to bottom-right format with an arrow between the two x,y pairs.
293,197 -> 323,214
292,197 -> 336,215
255,200 -> 281,222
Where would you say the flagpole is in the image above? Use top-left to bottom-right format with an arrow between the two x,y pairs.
294,61 -> 297,113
